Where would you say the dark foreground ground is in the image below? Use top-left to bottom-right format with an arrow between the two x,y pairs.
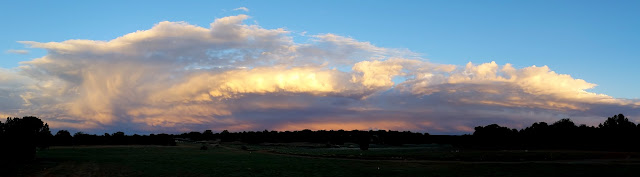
4,143 -> 640,177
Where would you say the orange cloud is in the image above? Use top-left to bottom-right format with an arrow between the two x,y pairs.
274,120 -> 429,131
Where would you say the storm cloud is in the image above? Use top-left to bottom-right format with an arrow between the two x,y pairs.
1,15 -> 638,134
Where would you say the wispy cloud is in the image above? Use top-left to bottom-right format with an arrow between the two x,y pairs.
5,49 -> 29,54
233,7 -> 249,12
1,15 -> 638,134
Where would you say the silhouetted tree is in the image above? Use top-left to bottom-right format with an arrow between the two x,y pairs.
54,130 -> 73,146
187,131 -> 202,141
473,124 -> 517,137
357,131 -> 371,150
523,122 -> 550,134
202,130 -> 214,140
112,131 -> 126,144
599,114 -> 636,129
596,114 -> 638,150
0,116 -> 52,163
220,130 -> 232,142
472,124 -> 518,149
40,123 -> 52,148
551,118 -> 577,130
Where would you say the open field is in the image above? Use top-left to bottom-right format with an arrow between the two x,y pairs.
238,143 -> 640,162
4,143 -> 640,177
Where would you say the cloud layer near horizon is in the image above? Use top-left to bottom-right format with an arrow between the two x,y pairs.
2,15 -> 639,134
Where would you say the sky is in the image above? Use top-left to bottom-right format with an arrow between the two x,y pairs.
1,0 -> 639,134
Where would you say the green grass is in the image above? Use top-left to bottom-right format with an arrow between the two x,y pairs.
239,144 -> 640,161
6,144 -> 640,177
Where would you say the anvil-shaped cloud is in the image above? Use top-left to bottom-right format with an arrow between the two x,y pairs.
1,15 -> 639,134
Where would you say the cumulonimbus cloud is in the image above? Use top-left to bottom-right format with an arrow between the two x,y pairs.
1,15 -> 639,134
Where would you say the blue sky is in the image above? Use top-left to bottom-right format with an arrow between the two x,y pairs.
2,1 -> 638,98
1,1 -> 640,134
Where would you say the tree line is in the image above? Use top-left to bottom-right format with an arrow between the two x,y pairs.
469,114 -> 640,150
51,130 -> 176,146
0,117 -> 174,164
176,129 -> 427,150
175,114 -> 640,151
2,114 -> 639,163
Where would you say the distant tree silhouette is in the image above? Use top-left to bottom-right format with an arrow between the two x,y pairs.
549,118 -> 578,148
54,130 -> 73,146
599,114 -> 636,129
187,131 -> 203,141
112,131 -> 126,144
202,130 -> 214,140
472,124 -> 518,149
112,131 -> 125,136
357,131 -> 371,150
520,122 -> 551,148
521,122 -> 550,135
220,130 -> 232,142
551,118 -> 577,129
598,114 -> 637,150
37,122 -> 52,149
473,124 -> 517,137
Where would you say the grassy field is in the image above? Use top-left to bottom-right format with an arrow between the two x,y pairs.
4,143 -> 640,177
240,143 -> 640,161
